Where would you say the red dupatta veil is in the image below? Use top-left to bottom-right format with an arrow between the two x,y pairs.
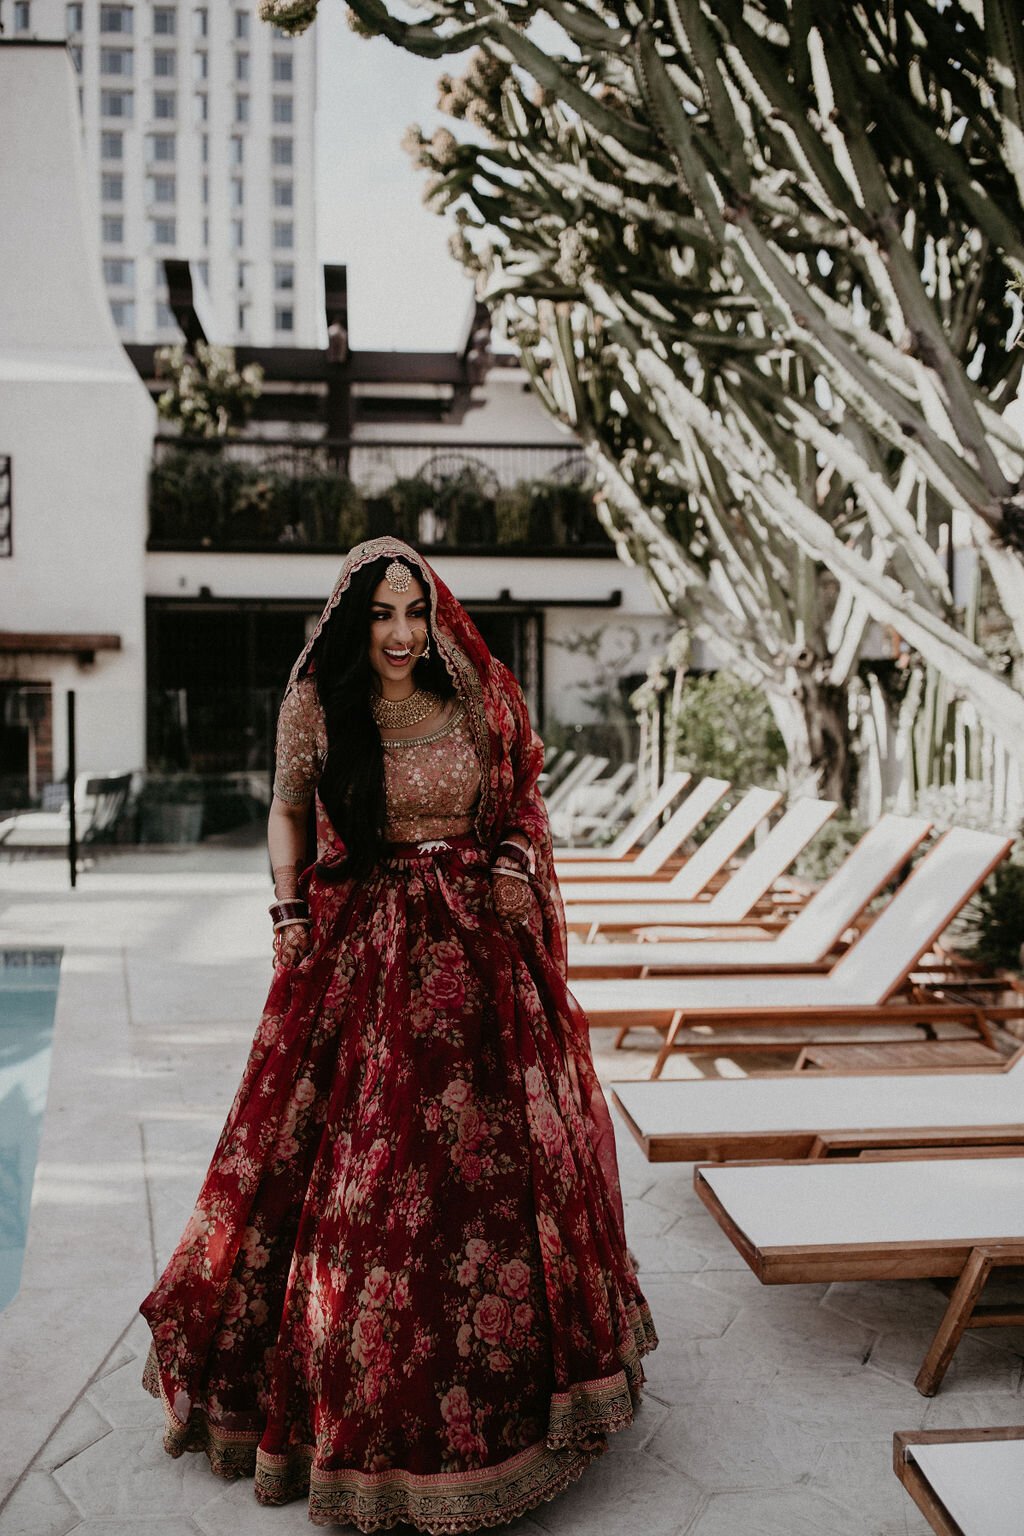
287,536 -> 626,1238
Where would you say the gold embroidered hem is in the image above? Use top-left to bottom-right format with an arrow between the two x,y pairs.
142,1300 -> 656,1533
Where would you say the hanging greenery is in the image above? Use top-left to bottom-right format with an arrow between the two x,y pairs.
154,343 -> 264,441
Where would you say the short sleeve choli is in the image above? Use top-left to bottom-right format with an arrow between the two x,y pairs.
272,678 -> 481,843
273,677 -> 327,806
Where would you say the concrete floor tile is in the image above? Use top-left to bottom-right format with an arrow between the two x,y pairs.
623,1197 -> 685,1239
35,1399 -> 112,1472
0,1470 -> 80,1536
648,1401 -> 824,1491
629,1225 -> 711,1276
765,1365 -> 929,1439
684,1488 -> 865,1536
52,1428 -> 221,1519
639,1277 -> 741,1339
809,1437 -> 935,1532
921,1390 -> 1024,1429
721,1296 -> 877,1370
86,1358 -> 166,1430
69,1523 -> 201,1534
193,1480 -> 321,1534
643,1335 -> 779,1408
531,1441 -> 701,1535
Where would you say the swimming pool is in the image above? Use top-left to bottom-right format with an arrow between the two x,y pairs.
0,948 -> 61,1311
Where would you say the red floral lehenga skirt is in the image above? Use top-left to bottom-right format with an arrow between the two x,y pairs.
140,836 -> 656,1532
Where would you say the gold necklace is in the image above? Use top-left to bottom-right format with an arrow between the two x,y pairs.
370,688 -> 441,730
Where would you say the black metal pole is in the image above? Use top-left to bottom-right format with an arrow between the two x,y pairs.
66,689 -> 77,889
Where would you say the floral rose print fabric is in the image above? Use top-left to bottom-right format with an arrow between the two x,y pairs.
141,831 -> 655,1531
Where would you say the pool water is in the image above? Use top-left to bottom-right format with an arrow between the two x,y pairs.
0,948 -> 61,1310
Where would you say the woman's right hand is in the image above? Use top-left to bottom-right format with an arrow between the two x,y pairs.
274,921 -> 312,968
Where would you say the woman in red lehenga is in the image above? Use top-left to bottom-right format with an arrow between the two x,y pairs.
140,535 -> 656,1531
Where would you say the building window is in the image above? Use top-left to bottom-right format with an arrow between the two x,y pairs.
151,216 -> 176,244
273,262 -> 294,291
101,171 -> 124,201
202,215 -> 209,246
273,221 -> 294,250
150,173 -> 176,203
155,300 -> 177,328
234,51 -> 249,81
196,259 -> 209,286
193,49 -> 207,79
272,179 -> 293,208
200,132 -> 209,164
193,5 -> 206,37
230,177 -> 244,208
100,46 -> 133,74
147,131 -> 175,163
230,136 -> 244,166
153,48 -> 176,76
110,299 -> 136,330
102,213 -> 124,242
153,6 -> 176,34
234,9 -> 249,39
100,4 -> 133,33
234,93 -> 249,123
231,218 -> 244,249
67,3 -> 84,31
271,136 -> 292,166
236,261 -> 248,290
68,43 -> 83,70
274,306 -> 294,333
201,173 -> 209,204
153,90 -> 176,118
100,89 -> 134,118
237,302 -> 249,331
194,91 -> 208,121
13,1 -> 31,33
272,52 -> 293,82
103,257 -> 135,285
272,94 -> 293,124
101,130 -> 124,159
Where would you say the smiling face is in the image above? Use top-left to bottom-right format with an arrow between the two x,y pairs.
368,571 -> 431,697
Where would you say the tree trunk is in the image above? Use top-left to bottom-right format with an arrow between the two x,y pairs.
768,670 -> 854,806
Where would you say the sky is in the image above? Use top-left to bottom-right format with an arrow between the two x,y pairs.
314,6 -> 478,352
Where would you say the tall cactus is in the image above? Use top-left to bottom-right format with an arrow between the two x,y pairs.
279,0 -> 1024,786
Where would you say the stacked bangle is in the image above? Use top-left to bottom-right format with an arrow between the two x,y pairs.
269,899 -> 311,932
497,840 -> 533,875
493,866 -> 530,884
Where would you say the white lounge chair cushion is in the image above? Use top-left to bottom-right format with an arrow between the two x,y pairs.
614,1057 -> 1024,1138
700,1157 -> 1024,1248
911,1439 -> 1024,1536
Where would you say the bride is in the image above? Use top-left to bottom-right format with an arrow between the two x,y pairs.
140,535 -> 655,1532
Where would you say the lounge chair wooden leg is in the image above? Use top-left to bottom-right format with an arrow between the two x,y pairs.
915,1246 -> 993,1396
613,1026 -> 631,1050
650,1011 -> 685,1080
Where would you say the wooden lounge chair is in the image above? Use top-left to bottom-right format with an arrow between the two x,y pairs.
543,754 -> 609,815
560,784 -> 779,895
611,1048 -> 1024,1162
0,772 -> 134,856
564,809 -> 924,940
555,770 -> 691,862
550,761 -> 637,843
693,1154 -> 1024,1394
894,1426 -> 1024,1535
570,828 -> 1012,1073
556,776 -> 731,881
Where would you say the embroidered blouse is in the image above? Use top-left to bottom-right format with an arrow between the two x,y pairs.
273,676 -> 481,845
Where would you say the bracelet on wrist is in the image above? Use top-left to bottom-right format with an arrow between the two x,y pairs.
493,866 -> 530,884
269,899 -> 309,926
497,840 -> 533,874
273,917 -> 312,934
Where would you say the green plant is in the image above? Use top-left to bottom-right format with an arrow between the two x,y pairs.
155,343 -> 263,441
791,814 -> 864,885
672,672 -> 787,792
964,863 -> 1024,972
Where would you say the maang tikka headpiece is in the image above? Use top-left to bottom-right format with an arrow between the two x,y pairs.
385,559 -> 412,593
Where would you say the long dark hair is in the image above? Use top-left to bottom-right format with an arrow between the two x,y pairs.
311,554 -> 455,878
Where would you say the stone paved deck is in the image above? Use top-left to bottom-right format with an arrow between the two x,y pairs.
1,842 -> 1021,1536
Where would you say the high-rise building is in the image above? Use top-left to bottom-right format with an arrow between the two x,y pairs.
11,0 -> 319,346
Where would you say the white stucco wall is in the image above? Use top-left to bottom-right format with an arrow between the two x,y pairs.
0,44 -> 155,777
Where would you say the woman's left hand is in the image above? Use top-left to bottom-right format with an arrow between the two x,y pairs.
492,871 -> 535,923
